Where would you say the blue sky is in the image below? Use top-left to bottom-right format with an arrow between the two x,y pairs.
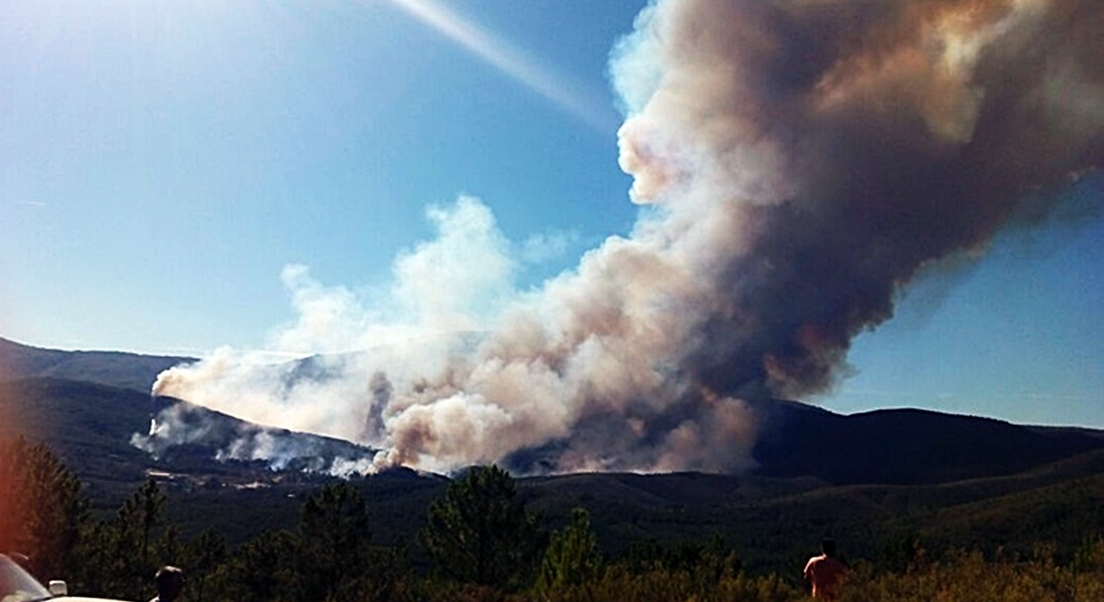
2,0 -> 1102,431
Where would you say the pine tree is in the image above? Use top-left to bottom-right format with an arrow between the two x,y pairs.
420,465 -> 542,588
298,481 -> 373,601
0,438 -> 88,579
537,507 -> 603,593
113,478 -> 168,599
227,529 -> 302,602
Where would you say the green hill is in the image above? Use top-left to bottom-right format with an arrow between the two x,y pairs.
1,337 -> 1102,576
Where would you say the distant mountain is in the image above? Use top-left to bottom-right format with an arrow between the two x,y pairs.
2,337 -> 1103,573
0,377 -> 379,505
745,398 -> 1104,484
0,377 -> 155,486
0,336 -> 193,393
2,335 -> 1102,487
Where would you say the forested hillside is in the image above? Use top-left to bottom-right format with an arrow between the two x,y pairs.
4,441 -> 1104,602
2,338 -> 1103,601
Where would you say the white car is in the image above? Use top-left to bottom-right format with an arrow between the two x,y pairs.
0,554 -> 131,602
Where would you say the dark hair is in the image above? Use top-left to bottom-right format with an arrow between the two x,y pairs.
155,566 -> 184,591
822,538 -> 837,556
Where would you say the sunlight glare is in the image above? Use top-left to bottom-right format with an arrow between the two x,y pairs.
387,0 -> 616,133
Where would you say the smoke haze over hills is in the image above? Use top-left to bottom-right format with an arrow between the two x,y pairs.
151,0 -> 1103,475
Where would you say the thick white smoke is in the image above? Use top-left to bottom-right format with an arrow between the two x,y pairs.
148,0 -> 1102,475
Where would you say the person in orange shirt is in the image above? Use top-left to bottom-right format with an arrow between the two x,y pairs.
804,538 -> 847,600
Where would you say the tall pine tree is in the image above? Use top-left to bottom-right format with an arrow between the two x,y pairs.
420,465 -> 542,588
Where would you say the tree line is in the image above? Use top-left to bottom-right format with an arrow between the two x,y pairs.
2,438 -> 1103,602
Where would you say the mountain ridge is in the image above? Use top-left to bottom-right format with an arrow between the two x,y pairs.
2,335 -> 1101,487
0,336 -> 193,393
2,336 -> 1103,574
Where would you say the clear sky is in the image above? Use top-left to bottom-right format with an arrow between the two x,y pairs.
2,0 -> 1101,431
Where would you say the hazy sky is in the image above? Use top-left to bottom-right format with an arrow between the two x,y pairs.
2,0 -> 1101,430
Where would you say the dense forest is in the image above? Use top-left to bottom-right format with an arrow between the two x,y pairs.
3,438 -> 1103,602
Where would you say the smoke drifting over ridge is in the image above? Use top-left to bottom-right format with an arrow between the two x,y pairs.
148,0 -> 1103,475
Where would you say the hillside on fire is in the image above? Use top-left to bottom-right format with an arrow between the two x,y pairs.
2,336 -> 1103,580
2,414 -> 1103,601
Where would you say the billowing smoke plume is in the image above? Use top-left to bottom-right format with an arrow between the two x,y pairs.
147,0 -> 1103,475
130,401 -> 379,477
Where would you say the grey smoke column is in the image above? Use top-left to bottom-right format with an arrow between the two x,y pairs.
615,0 -> 1103,397
380,0 -> 1102,472
152,0 -> 1103,475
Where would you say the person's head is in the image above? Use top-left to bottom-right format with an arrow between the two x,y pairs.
821,538 -> 837,557
155,566 -> 184,601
